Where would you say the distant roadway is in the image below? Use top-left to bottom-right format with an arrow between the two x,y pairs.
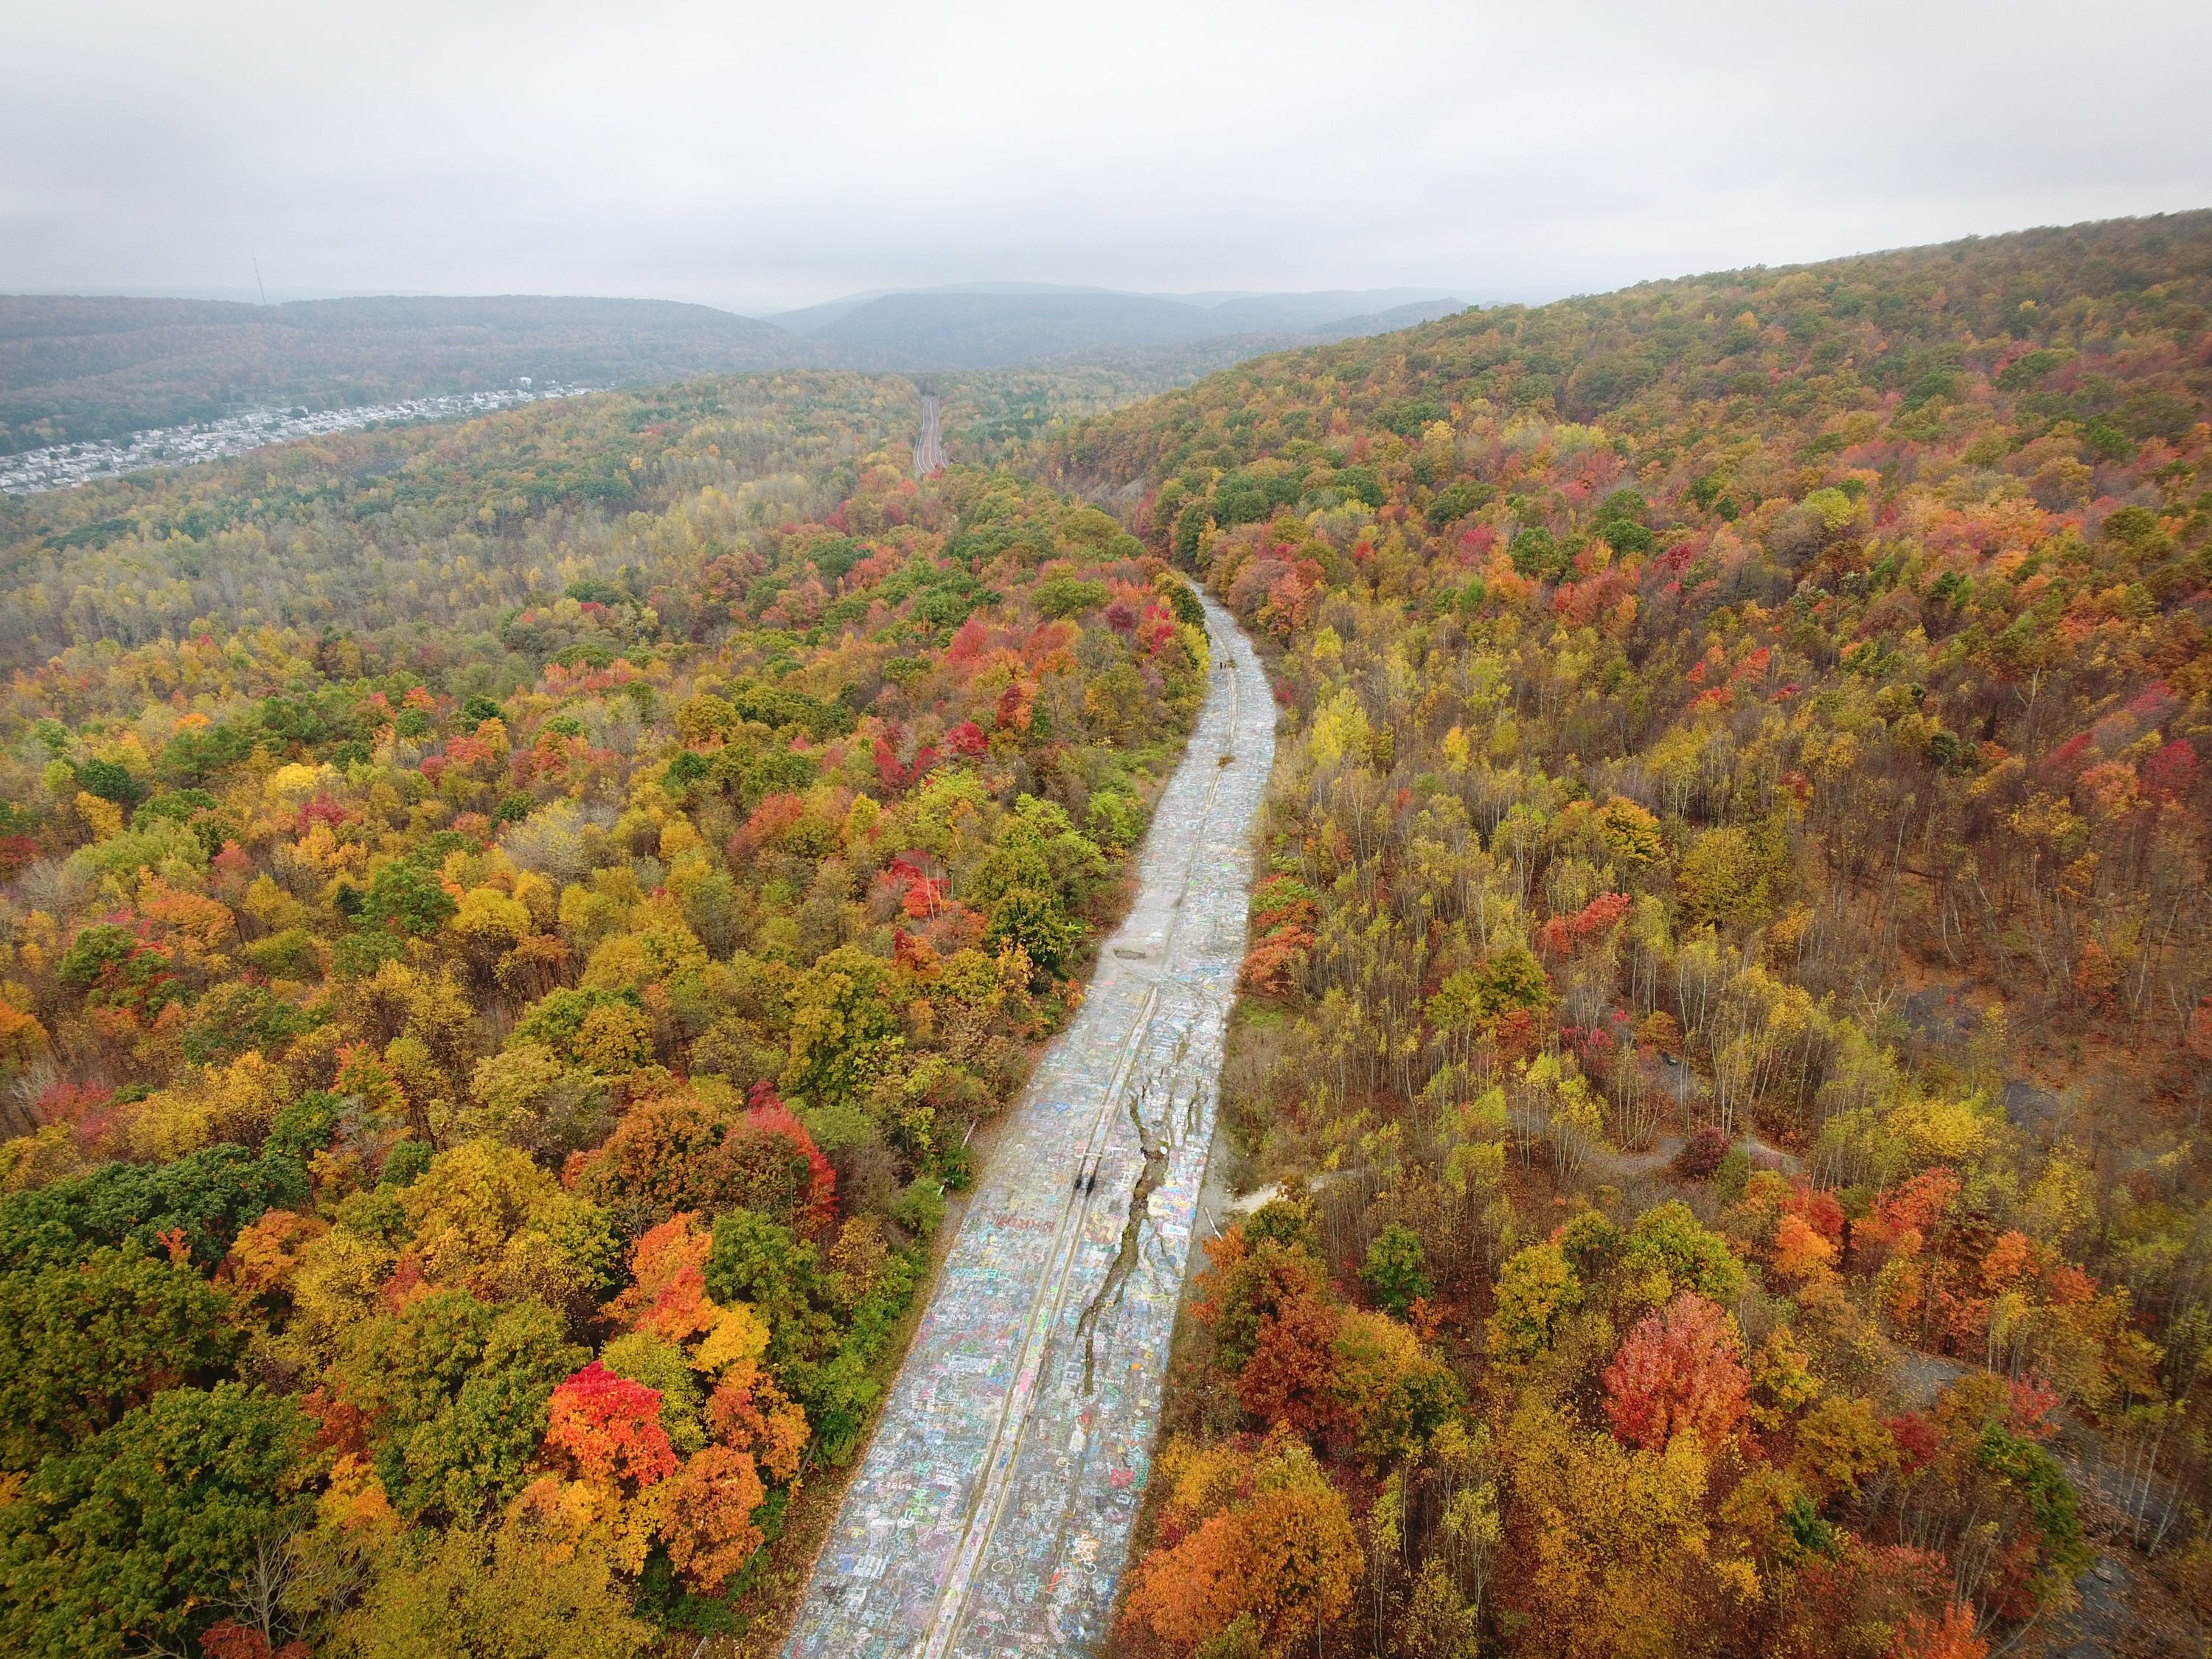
912,392 -> 946,476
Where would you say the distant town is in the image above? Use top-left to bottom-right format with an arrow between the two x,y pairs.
0,381 -> 594,495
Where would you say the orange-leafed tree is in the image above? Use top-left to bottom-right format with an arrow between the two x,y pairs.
1193,1215 -> 1332,1371
658,1443 -> 770,1593
542,1361 -> 677,1490
1122,1433 -> 1361,1658
601,1211 -> 716,1343
1888,1600 -> 1989,1659
1601,1292 -> 1751,1452
1124,1503 -> 1247,1648
1236,1287 -> 1342,1436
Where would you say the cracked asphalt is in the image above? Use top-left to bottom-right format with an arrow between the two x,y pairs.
784,593 -> 1274,1659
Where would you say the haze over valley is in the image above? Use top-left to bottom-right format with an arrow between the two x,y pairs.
0,285 -> 1478,467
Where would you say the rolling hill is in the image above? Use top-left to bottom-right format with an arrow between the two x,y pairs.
0,286 -> 1473,459
0,294 -> 802,453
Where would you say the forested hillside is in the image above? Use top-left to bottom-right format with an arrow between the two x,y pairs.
0,296 -> 807,455
1041,212 -> 2212,1658
2,209 -> 2207,1659
0,371 -> 1218,1655
0,289 -> 1467,463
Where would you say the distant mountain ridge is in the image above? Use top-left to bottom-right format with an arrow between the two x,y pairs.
0,293 -> 796,454
773,284 -> 1469,369
767,282 -> 1461,336
0,285 -> 1472,456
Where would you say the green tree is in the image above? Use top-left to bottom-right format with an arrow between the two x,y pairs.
0,1247 -> 241,1470
73,757 -> 144,811
1618,1201 -> 1745,1305
1485,1242 -> 1582,1364
0,1382 -> 310,1659
1976,1422 -> 2094,1602
1360,1224 -> 1433,1318
983,887 -> 1082,979
782,947 -> 903,1107
0,1144 -> 309,1275
337,1290 -> 584,1523
705,1208 -> 827,1367
359,861 -> 460,939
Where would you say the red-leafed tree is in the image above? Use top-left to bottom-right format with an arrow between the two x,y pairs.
198,1623 -> 310,1659
543,1361 -> 677,1490
746,1081 -> 838,1231
1601,1292 -> 1750,1451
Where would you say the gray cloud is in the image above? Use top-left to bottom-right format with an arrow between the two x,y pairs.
4,0 -> 2206,311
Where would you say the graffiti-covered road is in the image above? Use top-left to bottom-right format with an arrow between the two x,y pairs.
785,593 -> 1274,1658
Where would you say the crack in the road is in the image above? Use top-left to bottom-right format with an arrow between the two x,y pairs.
1077,1079 -> 1175,1394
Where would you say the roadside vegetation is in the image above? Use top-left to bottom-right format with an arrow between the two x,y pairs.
0,373 -> 1214,1655
1054,212 -> 2212,1659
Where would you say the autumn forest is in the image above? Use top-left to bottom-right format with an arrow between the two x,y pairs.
0,211 -> 2208,1659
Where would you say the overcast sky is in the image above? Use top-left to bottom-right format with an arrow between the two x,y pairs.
4,0 -> 2208,315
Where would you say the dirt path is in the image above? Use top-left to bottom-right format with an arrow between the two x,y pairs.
1580,1130 -> 1802,1185
782,594 -> 1275,1658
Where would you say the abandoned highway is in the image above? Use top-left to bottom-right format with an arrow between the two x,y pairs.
785,590 -> 1275,1658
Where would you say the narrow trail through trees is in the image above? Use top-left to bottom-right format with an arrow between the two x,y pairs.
783,594 -> 1274,1658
